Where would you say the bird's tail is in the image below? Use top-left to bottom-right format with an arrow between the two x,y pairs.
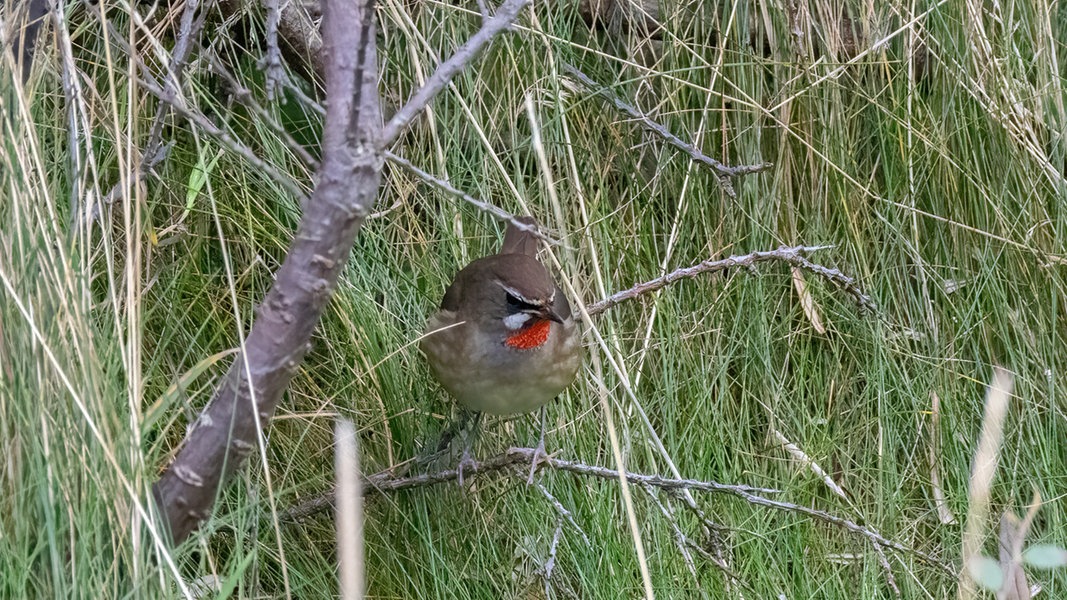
500,216 -> 540,257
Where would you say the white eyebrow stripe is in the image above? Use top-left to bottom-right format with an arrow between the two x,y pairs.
498,282 -> 546,306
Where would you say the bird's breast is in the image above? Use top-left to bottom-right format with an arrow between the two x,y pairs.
421,313 -> 580,415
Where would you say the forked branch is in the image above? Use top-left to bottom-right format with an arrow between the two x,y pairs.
151,0 -> 382,545
150,0 -> 538,547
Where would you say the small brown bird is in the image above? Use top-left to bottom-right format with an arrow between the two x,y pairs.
421,217 -> 581,476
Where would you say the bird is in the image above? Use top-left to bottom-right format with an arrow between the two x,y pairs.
421,216 -> 582,481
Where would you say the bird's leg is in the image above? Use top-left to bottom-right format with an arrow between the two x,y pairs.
456,410 -> 483,487
526,406 -> 548,485
415,408 -> 465,469
433,408 -> 470,455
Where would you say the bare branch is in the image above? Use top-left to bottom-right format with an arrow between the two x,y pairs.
214,0 -> 326,89
384,150 -> 560,245
586,245 -> 876,317
561,63 -> 773,198
281,446 -> 952,576
380,0 -> 532,147
523,468 -> 591,547
537,520 -> 564,597
86,0 -> 210,222
151,0 -> 382,545
282,446 -> 780,521
86,27 -> 311,204
645,489 -> 708,590
133,76 -> 310,203
203,49 -> 321,169
261,0 -> 286,100
873,542 -> 902,597
272,63 -> 562,241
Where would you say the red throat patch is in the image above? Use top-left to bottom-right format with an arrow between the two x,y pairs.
505,319 -> 552,350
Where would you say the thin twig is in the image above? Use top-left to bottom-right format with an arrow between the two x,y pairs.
873,542 -> 902,598
204,49 -> 320,169
654,486 -> 755,596
149,0 -> 207,145
278,78 -> 556,238
585,245 -> 876,317
792,252 -> 876,310
282,446 -> 780,521
729,484 -> 954,576
537,519 -> 564,599
666,486 -> 730,567
133,76 -> 310,203
53,0 -> 93,221
561,63 -> 773,198
380,0 -> 532,147
261,0 -> 286,100
87,0 -> 209,222
384,150 -> 559,245
523,468 -> 591,547
645,487 -> 706,590
281,447 -> 952,576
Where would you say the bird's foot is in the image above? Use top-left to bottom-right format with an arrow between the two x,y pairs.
526,438 -> 549,485
456,447 -> 477,488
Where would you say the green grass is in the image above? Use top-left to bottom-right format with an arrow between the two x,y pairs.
2,0 -> 1066,597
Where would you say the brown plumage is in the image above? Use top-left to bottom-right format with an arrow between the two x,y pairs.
421,218 -> 581,415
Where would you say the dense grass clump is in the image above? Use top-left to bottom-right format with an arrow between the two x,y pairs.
1,1 -> 1065,597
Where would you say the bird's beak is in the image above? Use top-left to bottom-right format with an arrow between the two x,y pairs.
537,305 -> 565,324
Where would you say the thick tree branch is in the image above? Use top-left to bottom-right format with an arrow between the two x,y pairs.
151,0 -> 382,545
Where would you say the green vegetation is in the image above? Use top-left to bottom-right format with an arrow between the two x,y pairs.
1,1 -> 1065,597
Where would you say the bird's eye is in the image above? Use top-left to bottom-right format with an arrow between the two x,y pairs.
505,293 -> 524,309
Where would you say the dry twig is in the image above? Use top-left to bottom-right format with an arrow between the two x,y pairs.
523,468 -> 591,547
86,0 -> 210,222
282,446 -> 779,520
134,75 -> 310,202
561,63 -> 773,198
536,520 -> 564,598
261,0 -> 286,100
282,446 -> 952,577
380,0 -> 533,147
586,245 -> 876,317
384,150 -> 559,245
